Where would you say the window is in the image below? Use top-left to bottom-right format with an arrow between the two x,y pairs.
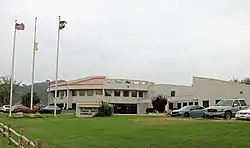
142,82 -> 146,85
114,90 -> 121,97
183,102 -> 187,106
59,91 -> 64,97
139,91 -> 143,97
131,91 -> 137,97
189,102 -> 193,105
123,91 -> 129,97
195,102 -> 198,105
203,101 -> 209,108
170,91 -> 176,97
216,100 -> 233,106
133,81 -> 140,84
177,103 -> 182,109
233,100 -> 240,107
51,91 -> 55,98
115,80 -> 122,83
72,90 -> 77,96
79,90 -> 85,96
56,91 -> 60,97
240,100 -> 247,106
72,103 -> 76,109
190,106 -> 203,110
95,90 -> 103,95
87,90 -> 93,96
105,90 -> 112,96
169,103 -> 174,110
125,80 -> 131,84
215,100 -> 221,104
195,106 -> 204,110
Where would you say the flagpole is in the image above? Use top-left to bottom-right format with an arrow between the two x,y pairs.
9,20 -> 17,117
54,16 -> 61,117
30,17 -> 38,109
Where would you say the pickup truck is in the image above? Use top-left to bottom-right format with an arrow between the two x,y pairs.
205,98 -> 248,119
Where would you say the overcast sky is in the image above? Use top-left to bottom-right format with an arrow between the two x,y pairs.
1,0 -> 250,85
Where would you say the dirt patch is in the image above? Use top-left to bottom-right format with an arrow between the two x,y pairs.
133,117 -> 200,125
133,117 -> 249,125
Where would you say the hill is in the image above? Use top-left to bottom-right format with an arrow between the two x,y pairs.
13,80 -> 66,104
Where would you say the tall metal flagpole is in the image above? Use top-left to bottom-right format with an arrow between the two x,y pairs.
54,16 -> 61,117
30,17 -> 38,109
9,20 -> 17,117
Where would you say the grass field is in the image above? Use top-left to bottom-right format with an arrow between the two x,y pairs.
0,114 -> 250,148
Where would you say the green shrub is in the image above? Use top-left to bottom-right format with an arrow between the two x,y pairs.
94,101 -> 113,117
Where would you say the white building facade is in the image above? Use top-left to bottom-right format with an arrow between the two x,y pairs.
47,76 -> 250,116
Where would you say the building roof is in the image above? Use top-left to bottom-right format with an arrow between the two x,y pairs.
50,76 -> 106,87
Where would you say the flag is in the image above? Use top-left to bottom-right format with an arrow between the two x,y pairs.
15,23 -> 25,30
34,42 -> 38,51
59,21 -> 67,29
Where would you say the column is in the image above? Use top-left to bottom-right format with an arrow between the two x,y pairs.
165,103 -> 169,112
66,89 -> 69,110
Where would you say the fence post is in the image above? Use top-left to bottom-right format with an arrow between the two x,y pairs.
8,124 -> 11,144
35,139 -> 42,148
2,123 -> 5,137
18,128 -> 24,148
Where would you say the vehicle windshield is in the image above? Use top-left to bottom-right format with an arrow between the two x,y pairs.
216,100 -> 233,106
45,106 -> 59,109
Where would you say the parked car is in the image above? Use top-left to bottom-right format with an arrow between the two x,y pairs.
34,104 -> 47,110
11,105 -> 29,113
171,105 -> 205,118
235,106 -> 250,120
2,105 -> 11,112
204,98 -> 248,119
39,105 -> 62,114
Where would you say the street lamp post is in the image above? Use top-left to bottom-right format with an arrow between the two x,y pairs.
46,80 -> 50,105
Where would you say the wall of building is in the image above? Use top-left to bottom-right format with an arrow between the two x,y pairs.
193,77 -> 250,106
148,84 -> 193,99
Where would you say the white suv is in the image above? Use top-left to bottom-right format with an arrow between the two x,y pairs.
205,99 -> 248,119
2,105 -> 10,112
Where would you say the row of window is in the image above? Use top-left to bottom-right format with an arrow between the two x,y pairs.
105,90 -> 143,97
107,80 -> 149,85
53,89 -> 144,98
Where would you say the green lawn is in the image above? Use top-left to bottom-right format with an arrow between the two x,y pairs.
0,114 -> 250,148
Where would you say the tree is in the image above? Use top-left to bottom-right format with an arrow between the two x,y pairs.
152,94 -> 168,113
240,77 -> 250,85
229,77 -> 240,83
230,77 -> 250,85
94,101 -> 113,117
21,92 -> 40,107
0,76 -> 21,105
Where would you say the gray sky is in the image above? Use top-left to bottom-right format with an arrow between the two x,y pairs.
1,0 -> 250,85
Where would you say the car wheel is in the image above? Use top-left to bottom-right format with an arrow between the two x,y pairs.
184,112 -> 190,117
224,111 -> 232,120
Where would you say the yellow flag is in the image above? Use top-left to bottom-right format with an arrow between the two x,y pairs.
34,42 -> 38,51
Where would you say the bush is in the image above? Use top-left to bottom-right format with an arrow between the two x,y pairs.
94,101 -> 113,117
13,108 -> 39,114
